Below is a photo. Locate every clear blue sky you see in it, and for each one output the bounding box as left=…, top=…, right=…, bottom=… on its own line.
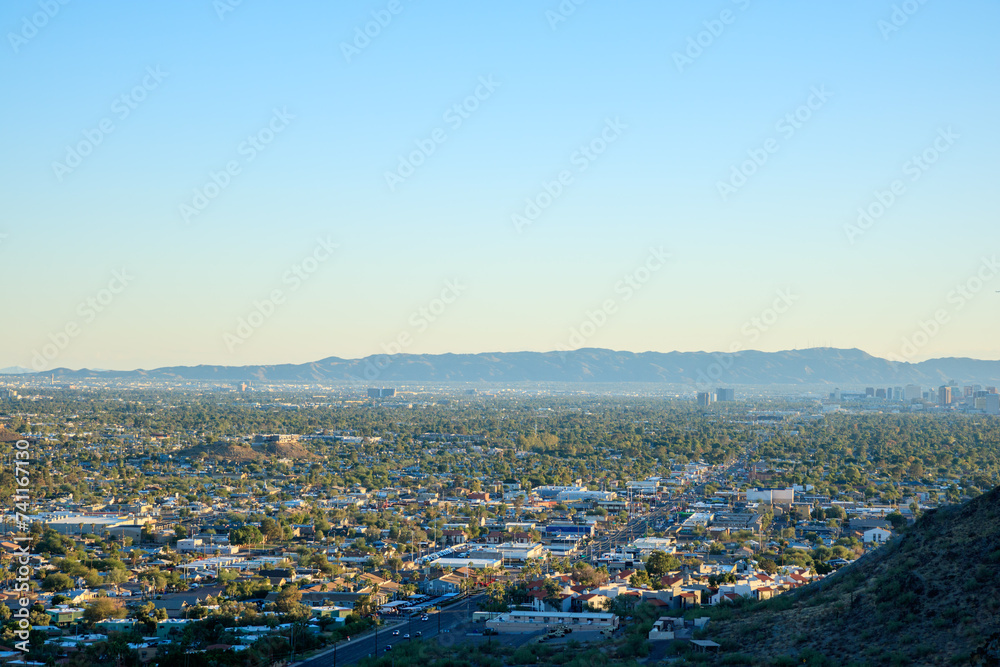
left=2, top=0, right=998, bottom=370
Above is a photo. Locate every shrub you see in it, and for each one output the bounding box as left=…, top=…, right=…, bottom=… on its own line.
left=511, top=646, right=536, bottom=665
left=798, top=648, right=834, bottom=667
left=769, top=657, right=797, bottom=667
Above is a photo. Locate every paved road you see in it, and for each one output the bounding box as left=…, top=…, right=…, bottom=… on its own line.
left=576, top=504, right=674, bottom=563
left=293, top=594, right=486, bottom=666
left=576, top=452, right=759, bottom=563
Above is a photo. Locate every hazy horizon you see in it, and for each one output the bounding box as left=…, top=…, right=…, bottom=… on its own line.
left=5, top=345, right=1000, bottom=376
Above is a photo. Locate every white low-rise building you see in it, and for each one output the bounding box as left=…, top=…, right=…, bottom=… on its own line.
left=429, top=556, right=502, bottom=570
left=863, top=527, right=892, bottom=544
left=485, top=610, right=618, bottom=634
left=629, top=537, right=676, bottom=556
left=495, top=541, right=546, bottom=562
left=175, top=555, right=246, bottom=577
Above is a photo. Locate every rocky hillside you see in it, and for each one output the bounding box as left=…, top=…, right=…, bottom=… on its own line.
left=176, top=439, right=315, bottom=463
left=255, top=439, right=315, bottom=460
left=703, top=486, right=1000, bottom=666
left=176, top=442, right=263, bottom=463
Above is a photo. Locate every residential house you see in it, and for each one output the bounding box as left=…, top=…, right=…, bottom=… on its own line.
left=310, top=606, right=353, bottom=622
left=95, top=619, right=137, bottom=634
left=441, top=530, right=467, bottom=546
left=425, top=572, right=465, bottom=595
left=571, top=593, right=610, bottom=613
left=47, top=606, right=85, bottom=626
left=863, top=527, right=892, bottom=544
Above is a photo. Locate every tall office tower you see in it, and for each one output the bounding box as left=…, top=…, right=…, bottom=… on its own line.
left=938, top=385, right=952, bottom=405
left=367, top=387, right=396, bottom=398
left=865, top=387, right=875, bottom=397
left=875, top=388, right=887, bottom=399
left=894, top=387, right=904, bottom=401
left=905, top=384, right=922, bottom=401
left=697, top=392, right=715, bottom=407
left=716, top=388, right=735, bottom=401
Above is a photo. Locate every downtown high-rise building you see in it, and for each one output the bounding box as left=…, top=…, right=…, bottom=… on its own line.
left=938, top=385, right=952, bottom=406
left=367, top=387, right=396, bottom=398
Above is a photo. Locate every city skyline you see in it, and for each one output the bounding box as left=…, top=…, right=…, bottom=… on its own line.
left=3, top=1, right=999, bottom=371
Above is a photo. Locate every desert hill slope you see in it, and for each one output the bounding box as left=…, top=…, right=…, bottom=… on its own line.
left=704, top=485, right=1000, bottom=666
left=175, top=439, right=314, bottom=463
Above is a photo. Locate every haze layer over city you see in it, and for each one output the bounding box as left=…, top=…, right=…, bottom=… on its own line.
left=2, top=2, right=999, bottom=666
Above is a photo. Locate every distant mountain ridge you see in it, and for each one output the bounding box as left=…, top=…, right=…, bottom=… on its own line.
left=22, top=347, right=1000, bottom=386
left=0, top=366, right=34, bottom=375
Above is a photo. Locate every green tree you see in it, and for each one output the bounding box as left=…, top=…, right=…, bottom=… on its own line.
left=106, top=568, right=129, bottom=591
left=541, top=578, right=563, bottom=608
left=83, top=598, right=126, bottom=624
left=644, top=550, right=680, bottom=579
left=757, top=558, right=778, bottom=575
left=42, top=572, right=74, bottom=592
left=629, top=570, right=652, bottom=588
left=83, top=570, right=103, bottom=588
left=260, top=517, right=283, bottom=542
left=275, top=585, right=302, bottom=613
left=217, top=568, right=239, bottom=584
left=230, top=525, right=264, bottom=545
